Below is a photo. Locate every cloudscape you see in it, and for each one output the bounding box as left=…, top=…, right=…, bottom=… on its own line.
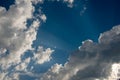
left=0, top=0, right=120, bottom=80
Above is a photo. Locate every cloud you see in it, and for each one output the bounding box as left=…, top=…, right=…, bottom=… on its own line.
left=64, top=0, right=74, bottom=4
left=0, top=0, right=77, bottom=79
left=0, top=0, right=119, bottom=80
left=0, top=0, right=55, bottom=80
left=40, top=25, right=120, bottom=80
left=15, top=57, right=31, bottom=71
left=32, top=0, right=44, bottom=4
left=32, top=46, right=54, bottom=64
left=45, top=0, right=75, bottom=8
left=107, top=63, right=120, bottom=80
left=63, top=0, right=74, bottom=8
left=40, top=14, right=47, bottom=22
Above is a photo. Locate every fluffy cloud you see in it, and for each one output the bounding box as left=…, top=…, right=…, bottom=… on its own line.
left=40, top=25, right=120, bottom=80
left=0, top=0, right=54, bottom=80
left=107, top=63, right=120, bottom=80
left=32, top=46, right=54, bottom=64
left=3, top=46, right=54, bottom=80
left=15, top=57, right=31, bottom=71
left=0, top=0, right=35, bottom=64
left=0, top=0, right=78, bottom=79
left=0, top=0, right=119, bottom=80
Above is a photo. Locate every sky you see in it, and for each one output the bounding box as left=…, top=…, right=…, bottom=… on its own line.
left=0, top=0, right=120, bottom=80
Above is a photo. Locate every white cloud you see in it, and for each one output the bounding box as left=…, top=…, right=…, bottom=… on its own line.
left=32, top=46, right=54, bottom=64
left=15, top=57, right=31, bottom=71
left=0, top=48, right=7, bottom=55
left=40, top=25, right=120, bottom=80
left=40, top=63, right=63, bottom=80
left=0, top=0, right=53, bottom=79
left=64, top=0, right=74, bottom=8
left=0, top=0, right=35, bottom=65
left=50, top=63, right=63, bottom=74
left=64, top=0, right=74, bottom=4
left=40, top=14, right=47, bottom=22
left=107, top=63, right=120, bottom=80
left=0, top=0, right=54, bottom=79
left=0, top=72, right=7, bottom=80
left=0, top=0, right=119, bottom=80
left=32, top=0, right=44, bottom=4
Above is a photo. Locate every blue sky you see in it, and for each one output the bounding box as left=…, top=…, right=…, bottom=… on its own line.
left=34, top=0, right=120, bottom=67
left=38, top=0, right=120, bottom=48
left=0, top=0, right=120, bottom=80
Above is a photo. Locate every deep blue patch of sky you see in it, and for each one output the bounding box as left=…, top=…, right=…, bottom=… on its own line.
left=33, top=0, right=120, bottom=66
left=0, top=0, right=15, bottom=10
left=38, top=0, right=120, bottom=51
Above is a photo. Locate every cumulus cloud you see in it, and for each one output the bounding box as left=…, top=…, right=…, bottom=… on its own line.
left=0, top=0, right=35, bottom=64
left=32, top=46, right=54, bottom=64
left=15, top=57, right=31, bottom=71
left=107, top=63, right=120, bottom=80
left=0, top=0, right=79, bottom=79
left=0, top=0, right=54, bottom=80
left=40, top=25, right=120, bottom=80
left=0, top=0, right=119, bottom=80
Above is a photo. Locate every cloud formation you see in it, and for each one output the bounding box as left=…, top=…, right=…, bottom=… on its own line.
left=0, top=0, right=35, bottom=69
left=32, top=46, right=54, bottom=64
left=0, top=0, right=78, bottom=79
left=0, top=0, right=120, bottom=80
left=0, top=0, right=54, bottom=80
left=40, top=25, right=120, bottom=80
